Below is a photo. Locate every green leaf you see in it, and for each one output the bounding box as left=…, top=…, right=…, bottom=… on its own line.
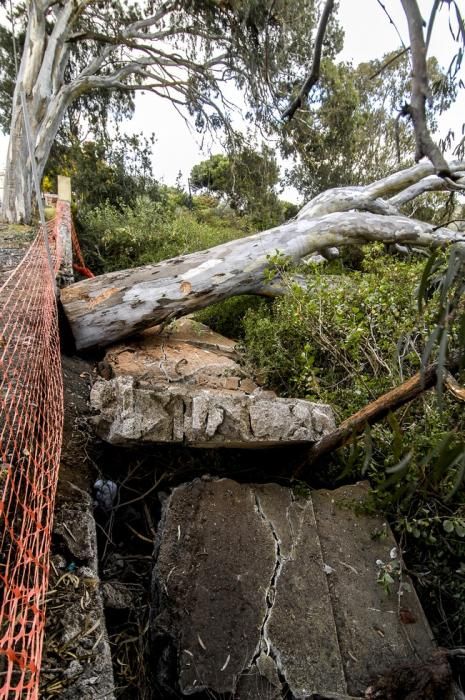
left=386, top=450, right=413, bottom=474
left=361, top=425, right=372, bottom=475
left=421, top=326, right=441, bottom=382
left=380, top=451, right=413, bottom=490
left=458, top=313, right=465, bottom=371
left=436, top=327, right=449, bottom=402
left=441, top=247, right=461, bottom=306
left=430, top=440, right=463, bottom=488
left=443, top=519, right=454, bottom=533
left=445, top=452, right=465, bottom=502
left=422, top=432, right=454, bottom=467
left=387, top=413, right=404, bottom=462
left=418, top=250, right=438, bottom=311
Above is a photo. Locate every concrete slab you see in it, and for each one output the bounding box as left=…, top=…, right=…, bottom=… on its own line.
left=151, top=478, right=436, bottom=698
left=312, top=482, right=435, bottom=697
left=91, top=376, right=335, bottom=448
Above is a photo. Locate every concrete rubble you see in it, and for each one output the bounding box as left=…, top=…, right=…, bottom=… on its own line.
left=41, top=357, right=115, bottom=700
left=90, top=319, right=335, bottom=447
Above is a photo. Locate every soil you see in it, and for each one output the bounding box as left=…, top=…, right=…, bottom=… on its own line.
left=0, top=223, right=34, bottom=285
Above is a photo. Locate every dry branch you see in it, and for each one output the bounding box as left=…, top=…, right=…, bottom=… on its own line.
left=400, top=0, right=451, bottom=175
left=294, top=354, right=462, bottom=478
left=281, top=0, right=334, bottom=121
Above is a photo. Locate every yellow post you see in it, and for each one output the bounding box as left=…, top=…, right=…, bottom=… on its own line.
left=57, top=175, right=72, bottom=203
left=57, top=176, right=73, bottom=286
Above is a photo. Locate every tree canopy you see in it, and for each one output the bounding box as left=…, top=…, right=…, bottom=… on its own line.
left=0, top=0, right=339, bottom=221
left=189, top=142, right=288, bottom=228
left=1, top=1, right=464, bottom=222
left=281, top=51, right=456, bottom=199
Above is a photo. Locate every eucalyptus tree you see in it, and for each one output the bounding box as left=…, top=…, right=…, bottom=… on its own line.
left=190, top=142, right=284, bottom=228
left=0, top=0, right=331, bottom=223
left=60, top=158, right=465, bottom=350
left=282, top=51, right=455, bottom=200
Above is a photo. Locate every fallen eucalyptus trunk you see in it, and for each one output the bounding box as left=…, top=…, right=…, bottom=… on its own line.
left=61, top=161, right=465, bottom=350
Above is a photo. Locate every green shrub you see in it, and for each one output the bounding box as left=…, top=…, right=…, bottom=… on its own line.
left=243, top=253, right=428, bottom=417
left=77, top=196, right=251, bottom=273
left=195, top=296, right=269, bottom=340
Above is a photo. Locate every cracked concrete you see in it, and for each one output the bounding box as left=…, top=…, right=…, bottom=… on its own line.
left=91, top=375, right=335, bottom=447
left=91, top=319, right=335, bottom=448
left=151, top=478, right=434, bottom=698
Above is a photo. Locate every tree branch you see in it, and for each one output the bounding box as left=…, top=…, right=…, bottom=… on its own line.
left=281, top=0, right=334, bottom=121
left=369, top=46, right=410, bottom=80
left=60, top=209, right=464, bottom=350
left=391, top=172, right=465, bottom=206
left=400, top=0, right=451, bottom=175
left=294, top=352, right=462, bottom=477
left=297, top=160, right=465, bottom=220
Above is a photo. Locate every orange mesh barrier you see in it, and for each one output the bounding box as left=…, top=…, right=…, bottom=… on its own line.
left=71, top=219, right=94, bottom=279
left=0, top=218, right=63, bottom=699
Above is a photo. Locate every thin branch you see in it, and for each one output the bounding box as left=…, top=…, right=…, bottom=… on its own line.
left=281, top=0, right=334, bottom=121
left=425, top=0, right=441, bottom=53
left=376, top=0, right=408, bottom=48
left=369, top=46, right=410, bottom=80
left=391, top=172, right=465, bottom=206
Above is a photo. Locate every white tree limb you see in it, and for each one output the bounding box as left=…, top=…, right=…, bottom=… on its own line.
left=391, top=173, right=465, bottom=206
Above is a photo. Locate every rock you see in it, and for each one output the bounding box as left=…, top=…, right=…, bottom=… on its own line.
left=54, top=498, right=99, bottom=570
left=102, top=581, right=140, bottom=610
left=103, top=318, right=251, bottom=392
left=151, top=478, right=434, bottom=698
left=90, top=375, right=335, bottom=447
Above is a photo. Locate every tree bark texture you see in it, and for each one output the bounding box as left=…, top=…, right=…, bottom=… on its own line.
left=60, top=161, right=465, bottom=350
left=2, top=2, right=76, bottom=222
left=400, top=0, right=451, bottom=175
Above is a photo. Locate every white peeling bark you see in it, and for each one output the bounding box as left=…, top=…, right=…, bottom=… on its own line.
left=0, top=0, right=236, bottom=223
left=1, top=0, right=74, bottom=223
left=298, top=160, right=465, bottom=220
left=61, top=210, right=464, bottom=351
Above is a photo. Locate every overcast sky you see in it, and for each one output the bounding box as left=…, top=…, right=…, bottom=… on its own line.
left=0, top=0, right=463, bottom=198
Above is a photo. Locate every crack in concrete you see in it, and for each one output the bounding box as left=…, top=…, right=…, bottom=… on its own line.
left=286, top=489, right=297, bottom=562
left=250, top=489, right=294, bottom=699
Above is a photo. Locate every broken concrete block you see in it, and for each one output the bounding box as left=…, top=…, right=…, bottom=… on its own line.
left=152, top=478, right=278, bottom=696
left=90, top=376, right=335, bottom=447
left=91, top=319, right=335, bottom=447
left=103, top=318, right=252, bottom=392
left=312, top=482, right=435, bottom=697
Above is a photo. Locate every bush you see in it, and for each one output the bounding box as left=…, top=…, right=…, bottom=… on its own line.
left=243, top=252, right=428, bottom=416
left=77, top=195, right=251, bottom=274
left=195, top=296, right=269, bottom=340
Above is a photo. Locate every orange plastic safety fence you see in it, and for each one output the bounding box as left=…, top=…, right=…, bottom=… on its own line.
left=0, top=219, right=63, bottom=699
left=71, top=219, right=94, bottom=279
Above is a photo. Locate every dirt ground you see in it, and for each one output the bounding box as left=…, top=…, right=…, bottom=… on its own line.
left=40, top=356, right=116, bottom=700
